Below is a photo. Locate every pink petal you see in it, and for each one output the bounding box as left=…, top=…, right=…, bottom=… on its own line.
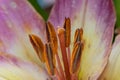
left=99, top=35, right=120, bottom=80
left=48, top=0, right=116, bottom=79
left=0, top=52, right=49, bottom=80
left=79, top=0, right=116, bottom=79
left=0, top=0, right=46, bottom=65
left=48, top=0, right=83, bottom=28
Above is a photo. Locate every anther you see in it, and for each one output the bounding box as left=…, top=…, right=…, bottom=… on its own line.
left=58, top=28, right=71, bottom=80
left=64, top=18, right=71, bottom=47
left=46, top=22, right=58, bottom=54
left=29, top=34, right=45, bottom=62
left=74, top=28, right=83, bottom=45
left=44, top=43, right=55, bottom=76
left=70, top=42, right=83, bottom=73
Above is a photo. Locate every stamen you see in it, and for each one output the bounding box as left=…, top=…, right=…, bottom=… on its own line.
left=56, top=54, right=66, bottom=80
left=58, top=28, right=71, bottom=80
left=67, top=47, right=71, bottom=67
left=64, top=18, right=71, bottom=67
left=70, top=42, right=83, bottom=74
left=64, top=18, right=71, bottom=47
left=44, top=43, right=55, bottom=76
left=29, top=34, right=44, bottom=62
left=29, top=18, right=84, bottom=80
left=74, top=28, right=83, bottom=45
left=55, top=68, right=62, bottom=80
left=46, top=22, right=58, bottom=54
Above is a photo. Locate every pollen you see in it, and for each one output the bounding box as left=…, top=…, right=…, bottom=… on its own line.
left=29, top=34, right=45, bottom=62
left=64, top=18, right=71, bottom=47
left=29, top=18, right=84, bottom=80
left=46, top=22, right=58, bottom=54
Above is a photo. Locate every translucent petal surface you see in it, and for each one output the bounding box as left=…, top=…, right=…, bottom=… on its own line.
left=99, top=35, right=120, bottom=80
left=0, top=0, right=46, bottom=65
left=0, top=53, right=49, bottom=80
left=48, top=0, right=116, bottom=79
left=79, top=0, right=116, bottom=79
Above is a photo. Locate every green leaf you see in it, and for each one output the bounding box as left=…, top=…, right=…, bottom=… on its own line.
left=28, top=0, right=48, bottom=21
left=114, top=0, right=120, bottom=28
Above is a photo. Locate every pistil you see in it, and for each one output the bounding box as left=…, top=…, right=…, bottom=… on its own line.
left=58, top=28, right=71, bottom=80
left=29, top=18, right=84, bottom=80
left=56, top=54, right=65, bottom=80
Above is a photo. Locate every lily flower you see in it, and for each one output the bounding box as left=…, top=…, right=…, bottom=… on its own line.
left=0, top=0, right=116, bottom=80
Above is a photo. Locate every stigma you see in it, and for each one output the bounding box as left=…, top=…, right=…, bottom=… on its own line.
left=29, top=18, right=84, bottom=80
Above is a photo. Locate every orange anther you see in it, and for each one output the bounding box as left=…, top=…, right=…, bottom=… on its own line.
left=46, top=22, right=58, bottom=54
left=29, top=34, right=45, bottom=62
left=64, top=18, right=71, bottom=47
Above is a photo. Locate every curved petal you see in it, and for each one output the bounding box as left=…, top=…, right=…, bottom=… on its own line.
left=48, top=0, right=116, bottom=79
left=79, top=0, right=116, bottom=79
left=0, top=0, right=46, bottom=65
left=0, top=52, right=49, bottom=80
left=99, top=35, right=120, bottom=80
left=48, top=0, right=84, bottom=26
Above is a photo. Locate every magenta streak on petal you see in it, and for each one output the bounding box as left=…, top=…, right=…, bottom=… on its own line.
left=48, top=0, right=83, bottom=28
left=0, top=0, right=46, bottom=64
left=96, top=0, right=115, bottom=43
left=85, top=0, right=115, bottom=57
left=83, top=0, right=115, bottom=78
left=0, top=13, right=16, bottom=52
left=0, top=0, right=46, bottom=39
left=48, top=0, right=116, bottom=79
left=79, top=0, right=116, bottom=79
left=0, top=53, right=39, bottom=75
left=0, top=53, right=50, bottom=80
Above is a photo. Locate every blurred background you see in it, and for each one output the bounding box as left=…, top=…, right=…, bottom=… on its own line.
left=28, top=0, right=120, bottom=35
left=28, top=0, right=55, bottom=21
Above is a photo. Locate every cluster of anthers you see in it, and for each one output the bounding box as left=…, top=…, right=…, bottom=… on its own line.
left=29, top=18, right=84, bottom=80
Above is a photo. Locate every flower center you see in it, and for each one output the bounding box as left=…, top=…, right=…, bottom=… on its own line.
left=29, top=18, right=84, bottom=80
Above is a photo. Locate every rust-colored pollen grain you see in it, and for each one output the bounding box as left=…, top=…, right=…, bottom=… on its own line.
left=70, top=42, right=83, bottom=74
left=44, top=43, right=55, bottom=76
left=74, top=28, right=83, bottom=45
left=64, top=18, right=71, bottom=47
left=46, top=22, right=58, bottom=54
left=29, top=34, right=45, bottom=62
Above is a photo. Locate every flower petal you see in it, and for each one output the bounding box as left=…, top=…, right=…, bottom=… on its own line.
left=48, top=0, right=116, bottom=79
left=48, top=0, right=87, bottom=48
left=0, top=52, right=49, bottom=80
left=99, top=35, right=120, bottom=80
left=79, top=0, right=115, bottom=79
left=48, top=0, right=83, bottom=26
left=0, top=0, right=46, bottom=65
